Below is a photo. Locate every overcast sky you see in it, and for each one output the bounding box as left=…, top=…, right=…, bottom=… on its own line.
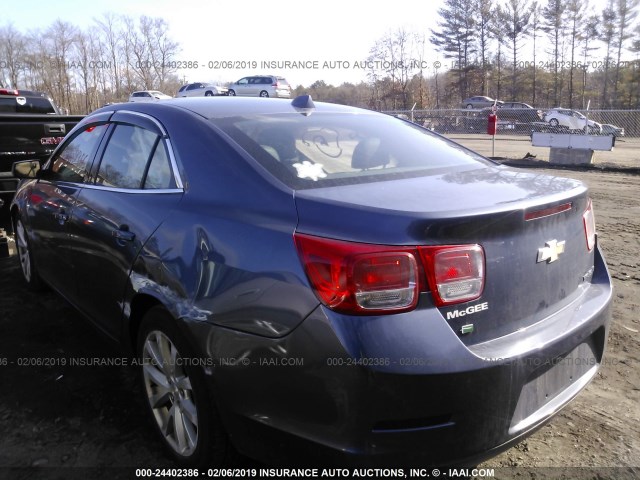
left=5, top=0, right=616, bottom=88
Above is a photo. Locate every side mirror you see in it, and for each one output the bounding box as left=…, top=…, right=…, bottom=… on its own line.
left=12, top=160, right=41, bottom=179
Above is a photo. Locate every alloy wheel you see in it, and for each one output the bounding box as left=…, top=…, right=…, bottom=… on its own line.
left=142, top=330, right=199, bottom=456
left=15, top=220, right=32, bottom=283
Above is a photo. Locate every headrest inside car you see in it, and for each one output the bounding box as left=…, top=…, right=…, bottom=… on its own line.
left=351, top=138, right=390, bottom=170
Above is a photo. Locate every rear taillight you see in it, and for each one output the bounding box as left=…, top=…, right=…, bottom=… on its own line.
left=418, top=245, right=484, bottom=307
left=0, top=88, right=19, bottom=95
left=294, top=234, right=418, bottom=314
left=583, top=198, right=596, bottom=251
left=295, top=233, right=485, bottom=314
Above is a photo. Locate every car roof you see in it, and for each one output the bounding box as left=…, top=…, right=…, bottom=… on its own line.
left=93, top=96, right=363, bottom=120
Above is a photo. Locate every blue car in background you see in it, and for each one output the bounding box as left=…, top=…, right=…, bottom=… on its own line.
left=10, top=95, right=612, bottom=468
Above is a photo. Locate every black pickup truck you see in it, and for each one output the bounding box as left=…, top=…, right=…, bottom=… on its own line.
left=0, top=89, right=83, bottom=229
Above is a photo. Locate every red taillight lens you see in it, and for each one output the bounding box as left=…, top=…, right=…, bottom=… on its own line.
left=294, top=233, right=418, bottom=314
left=353, top=253, right=417, bottom=310
left=583, top=198, right=596, bottom=251
left=295, top=233, right=485, bottom=314
left=0, top=88, right=19, bottom=95
left=419, top=245, right=485, bottom=307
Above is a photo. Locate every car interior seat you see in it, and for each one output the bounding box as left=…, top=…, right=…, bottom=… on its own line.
left=351, top=137, right=390, bottom=170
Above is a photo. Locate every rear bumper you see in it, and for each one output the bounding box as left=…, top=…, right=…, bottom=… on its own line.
left=190, top=245, right=612, bottom=466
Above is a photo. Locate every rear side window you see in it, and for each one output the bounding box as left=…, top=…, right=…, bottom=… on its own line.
left=96, top=124, right=157, bottom=189
left=95, top=123, right=176, bottom=190
left=144, top=142, right=176, bottom=190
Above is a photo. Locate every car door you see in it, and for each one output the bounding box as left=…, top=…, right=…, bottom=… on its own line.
left=26, top=119, right=110, bottom=299
left=66, top=112, right=184, bottom=338
left=186, top=83, right=205, bottom=97
left=231, top=77, right=248, bottom=96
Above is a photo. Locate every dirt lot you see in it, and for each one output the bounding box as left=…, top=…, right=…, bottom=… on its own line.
left=0, top=167, right=638, bottom=480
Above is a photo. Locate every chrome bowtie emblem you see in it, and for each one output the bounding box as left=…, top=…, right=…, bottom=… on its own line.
left=537, top=240, right=566, bottom=263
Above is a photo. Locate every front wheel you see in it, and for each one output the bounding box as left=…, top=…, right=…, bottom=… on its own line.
left=14, top=217, right=44, bottom=291
left=205, top=91, right=214, bottom=97
left=138, top=307, right=231, bottom=467
left=549, top=118, right=559, bottom=127
left=259, top=90, right=269, bottom=98
left=228, top=90, right=236, bottom=96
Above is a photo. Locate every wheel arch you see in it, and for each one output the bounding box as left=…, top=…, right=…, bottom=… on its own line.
left=127, top=292, right=166, bottom=354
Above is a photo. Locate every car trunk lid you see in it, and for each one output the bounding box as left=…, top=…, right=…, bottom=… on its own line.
left=294, top=166, right=595, bottom=344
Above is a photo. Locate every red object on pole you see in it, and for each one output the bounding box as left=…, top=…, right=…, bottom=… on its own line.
left=487, top=113, right=497, bottom=135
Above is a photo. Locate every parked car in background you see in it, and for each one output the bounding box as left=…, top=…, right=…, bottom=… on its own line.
left=0, top=88, right=82, bottom=230
left=227, top=75, right=291, bottom=98
left=461, top=96, right=502, bottom=109
left=544, top=108, right=602, bottom=133
left=129, top=91, right=172, bottom=102
left=600, top=123, right=624, bottom=137
left=481, top=102, right=542, bottom=125
left=10, top=95, right=611, bottom=468
left=176, top=82, right=228, bottom=97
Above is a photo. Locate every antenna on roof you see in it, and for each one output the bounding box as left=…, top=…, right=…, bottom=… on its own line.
left=291, top=95, right=315, bottom=116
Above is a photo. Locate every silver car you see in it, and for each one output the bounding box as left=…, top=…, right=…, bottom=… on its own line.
left=462, top=96, right=502, bottom=109
left=176, top=82, right=228, bottom=97
left=544, top=108, right=602, bottom=133
left=227, top=75, right=291, bottom=98
left=129, top=90, right=172, bottom=102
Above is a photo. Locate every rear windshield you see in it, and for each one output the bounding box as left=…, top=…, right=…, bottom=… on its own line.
left=0, top=96, right=58, bottom=114
left=213, top=113, right=492, bottom=189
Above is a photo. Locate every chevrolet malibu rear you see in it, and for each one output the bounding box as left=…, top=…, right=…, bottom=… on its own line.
left=10, top=97, right=611, bottom=468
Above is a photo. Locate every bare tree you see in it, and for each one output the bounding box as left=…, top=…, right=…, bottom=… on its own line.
left=367, top=28, right=419, bottom=109
left=0, top=23, right=26, bottom=88
left=95, top=13, right=123, bottom=98
left=46, top=20, right=79, bottom=112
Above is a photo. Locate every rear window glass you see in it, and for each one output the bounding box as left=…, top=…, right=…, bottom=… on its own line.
left=0, top=96, right=57, bottom=114
left=213, top=113, right=491, bottom=189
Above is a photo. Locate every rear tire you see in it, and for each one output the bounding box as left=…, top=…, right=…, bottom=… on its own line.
left=549, top=118, right=559, bottom=127
left=137, top=307, right=231, bottom=467
left=205, top=91, right=214, bottom=97
left=14, top=216, right=45, bottom=291
left=259, top=90, right=269, bottom=98
left=228, top=90, right=236, bottom=96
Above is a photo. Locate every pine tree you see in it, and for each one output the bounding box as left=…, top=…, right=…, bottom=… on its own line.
left=496, top=0, right=532, bottom=101
left=430, top=0, right=477, bottom=101
left=566, top=0, right=587, bottom=108
left=541, top=0, right=567, bottom=106
left=613, top=0, right=640, bottom=106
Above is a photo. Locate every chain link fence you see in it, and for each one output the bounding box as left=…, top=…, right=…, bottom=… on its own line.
left=384, top=108, right=638, bottom=138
